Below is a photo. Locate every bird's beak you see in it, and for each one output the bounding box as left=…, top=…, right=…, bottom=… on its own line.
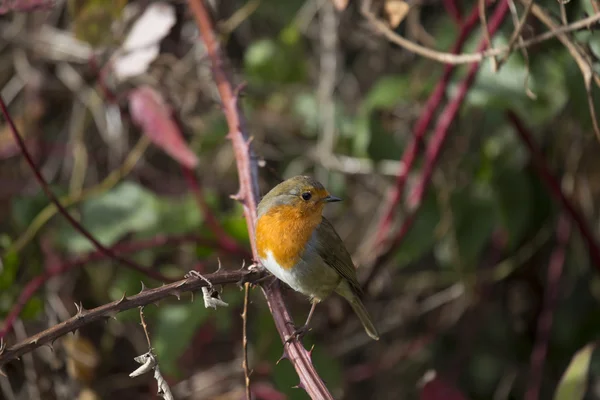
left=324, top=195, right=342, bottom=203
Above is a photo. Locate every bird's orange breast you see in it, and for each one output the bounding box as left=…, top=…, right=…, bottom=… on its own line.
left=256, top=204, right=323, bottom=270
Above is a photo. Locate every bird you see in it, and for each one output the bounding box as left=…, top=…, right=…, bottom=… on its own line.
left=255, top=175, right=379, bottom=341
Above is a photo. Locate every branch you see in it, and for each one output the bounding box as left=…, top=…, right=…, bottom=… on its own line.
left=361, top=0, right=600, bottom=65
left=506, top=112, right=600, bottom=268
left=526, top=215, right=571, bottom=400
left=364, top=1, right=510, bottom=289
left=0, top=268, right=263, bottom=367
left=0, top=96, right=172, bottom=283
left=372, top=4, right=484, bottom=252
left=186, top=1, right=334, bottom=398
left=0, top=234, right=218, bottom=340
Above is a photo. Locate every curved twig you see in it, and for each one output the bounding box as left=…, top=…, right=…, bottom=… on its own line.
left=0, top=97, right=172, bottom=283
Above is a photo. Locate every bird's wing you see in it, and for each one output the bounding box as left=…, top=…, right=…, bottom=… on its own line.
left=315, top=217, right=364, bottom=297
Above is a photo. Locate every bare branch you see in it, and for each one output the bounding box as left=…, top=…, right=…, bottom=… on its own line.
left=0, top=268, right=262, bottom=367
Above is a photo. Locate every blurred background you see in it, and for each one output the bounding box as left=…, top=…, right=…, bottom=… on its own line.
left=2, top=0, right=600, bottom=399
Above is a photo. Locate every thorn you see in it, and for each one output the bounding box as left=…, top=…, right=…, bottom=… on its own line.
left=117, top=292, right=127, bottom=305
left=276, top=349, right=289, bottom=365
left=74, top=302, right=86, bottom=317
left=216, top=258, right=222, bottom=273
left=190, top=291, right=194, bottom=303
left=292, top=382, right=306, bottom=391
left=230, top=192, right=242, bottom=201
left=31, top=338, right=38, bottom=345
left=44, top=342, right=54, bottom=352
left=139, top=281, right=147, bottom=293
left=171, top=290, right=181, bottom=300
left=105, top=312, right=118, bottom=321
left=233, top=81, right=247, bottom=98
left=307, top=344, right=315, bottom=360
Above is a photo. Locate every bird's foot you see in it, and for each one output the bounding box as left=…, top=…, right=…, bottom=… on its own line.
left=284, top=322, right=311, bottom=343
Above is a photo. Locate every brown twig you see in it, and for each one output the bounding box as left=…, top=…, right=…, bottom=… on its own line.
left=479, top=0, right=498, bottom=71
left=0, top=96, right=172, bottom=283
left=186, top=1, right=334, bottom=398
left=361, top=0, right=600, bottom=65
left=497, top=0, right=533, bottom=68
left=525, top=215, right=571, bottom=400
left=518, top=1, right=600, bottom=142
left=139, top=307, right=152, bottom=348
left=242, top=282, right=251, bottom=400
left=0, top=268, right=262, bottom=367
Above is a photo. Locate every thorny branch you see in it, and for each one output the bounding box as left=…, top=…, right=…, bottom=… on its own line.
left=186, top=0, right=334, bottom=398
left=0, top=234, right=224, bottom=340
left=0, top=268, right=262, bottom=367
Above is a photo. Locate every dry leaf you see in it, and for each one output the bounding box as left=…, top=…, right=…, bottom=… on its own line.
left=331, top=0, right=349, bottom=11
left=63, top=335, right=100, bottom=384
left=129, top=86, right=199, bottom=168
left=113, top=2, right=176, bottom=80
left=385, top=0, right=410, bottom=28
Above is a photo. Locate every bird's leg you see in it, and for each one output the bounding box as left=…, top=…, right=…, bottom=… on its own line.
left=285, top=302, right=317, bottom=343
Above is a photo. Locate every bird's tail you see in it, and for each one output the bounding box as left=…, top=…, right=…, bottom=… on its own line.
left=347, top=296, right=380, bottom=341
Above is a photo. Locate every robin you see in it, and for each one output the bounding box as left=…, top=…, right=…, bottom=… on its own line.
left=255, top=175, right=379, bottom=341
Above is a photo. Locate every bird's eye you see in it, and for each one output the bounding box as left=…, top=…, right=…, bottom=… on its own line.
left=301, top=192, right=312, bottom=201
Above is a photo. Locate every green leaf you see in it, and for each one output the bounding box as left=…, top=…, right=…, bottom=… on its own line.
left=449, top=185, right=498, bottom=267
left=153, top=301, right=211, bottom=376
left=395, top=193, right=441, bottom=267
left=491, top=167, right=532, bottom=247
left=57, top=182, right=158, bottom=253
left=0, top=250, right=19, bottom=290
left=554, top=342, right=596, bottom=400
left=21, top=295, right=43, bottom=319
left=11, top=186, right=66, bottom=230
left=462, top=34, right=568, bottom=125
left=151, top=194, right=203, bottom=236
left=244, top=33, right=307, bottom=85
left=353, top=76, right=410, bottom=156
left=362, top=76, right=410, bottom=112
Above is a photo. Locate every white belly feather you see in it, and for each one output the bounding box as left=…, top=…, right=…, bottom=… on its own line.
left=260, top=235, right=341, bottom=301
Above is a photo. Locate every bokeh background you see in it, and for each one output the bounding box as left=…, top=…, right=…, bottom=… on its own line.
left=2, top=0, right=600, bottom=399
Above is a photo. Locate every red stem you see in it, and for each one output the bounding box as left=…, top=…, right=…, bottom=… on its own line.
left=443, top=0, right=463, bottom=25
left=186, top=1, right=333, bottom=398
left=507, top=112, right=600, bottom=268
left=0, top=97, right=173, bottom=283
left=365, top=0, right=510, bottom=289
left=182, top=166, right=251, bottom=258
left=526, top=215, right=571, bottom=400
left=373, top=4, right=486, bottom=249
